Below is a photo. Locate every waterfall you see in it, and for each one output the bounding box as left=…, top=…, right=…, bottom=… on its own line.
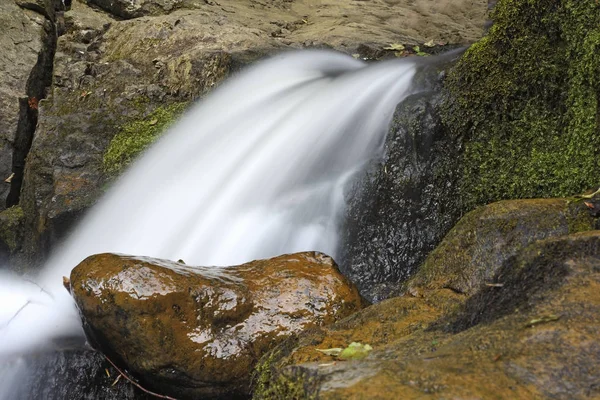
left=0, top=50, right=417, bottom=379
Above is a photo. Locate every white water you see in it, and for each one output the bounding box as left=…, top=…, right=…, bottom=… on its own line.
left=0, top=50, right=417, bottom=381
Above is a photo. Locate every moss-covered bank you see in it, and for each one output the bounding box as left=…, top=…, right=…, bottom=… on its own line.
left=444, top=0, right=600, bottom=211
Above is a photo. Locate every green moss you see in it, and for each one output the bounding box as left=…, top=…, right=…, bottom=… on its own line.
left=103, top=102, right=188, bottom=177
left=0, top=206, right=24, bottom=252
left=444, top=0, right=600, bottom=212
left=252, top=343, right=316, bottom=400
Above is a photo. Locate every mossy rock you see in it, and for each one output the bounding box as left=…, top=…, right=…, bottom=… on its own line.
left=102, top=102, right=189, bottom=177
left=408, top=198, right=595, bottom=295
left=0, top=206, right=24, bottom=254
left=443, top=0, right=600, bottom=211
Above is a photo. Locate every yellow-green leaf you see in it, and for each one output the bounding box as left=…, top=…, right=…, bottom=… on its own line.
left=315, top=348, right=343, bottom=356
left=383, top=43, right=405, bottom=51
left=338, top=342, right=373, bottom=360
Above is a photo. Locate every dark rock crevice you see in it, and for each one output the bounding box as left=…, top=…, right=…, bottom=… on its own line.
left=6, top=0, right=66, bottom=208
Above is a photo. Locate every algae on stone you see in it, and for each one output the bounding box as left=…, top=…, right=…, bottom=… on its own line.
left=444, top=0, right=600, bottom=211
left=102, top=102, right=188, bottom=177
left=0, top=206, right=24, bottom=253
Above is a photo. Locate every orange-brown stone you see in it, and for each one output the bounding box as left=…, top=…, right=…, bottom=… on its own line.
left=70, top=251, right=362, bottom=399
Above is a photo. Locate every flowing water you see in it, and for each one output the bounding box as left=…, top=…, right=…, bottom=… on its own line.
left=0, top=50, right=418, bottom=395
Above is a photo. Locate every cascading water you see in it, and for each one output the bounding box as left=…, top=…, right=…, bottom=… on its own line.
left=0, top=50, right=418, bottom=396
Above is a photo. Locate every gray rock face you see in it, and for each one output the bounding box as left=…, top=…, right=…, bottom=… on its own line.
left=340, top=84, right=462, bottom=302
left=0, top=1, right=45, bottom=211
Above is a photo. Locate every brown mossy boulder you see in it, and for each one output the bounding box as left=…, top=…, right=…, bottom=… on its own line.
left=70, top=251, right=363, bottom=399
left=408, top=198, right=594, bottom=296
left=253, top=231, right=600, bottom=400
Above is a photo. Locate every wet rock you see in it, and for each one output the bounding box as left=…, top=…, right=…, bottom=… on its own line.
left=1, top=349, right=143, bottom=400
left=88, top=0, right=183, bottom=19
left=341, top=88, right=462, bottom=303
left=409, top=198, right=595, bottom=296
left=70, top=251, right=362, bottom=399
left=254, top=229, right=600, bottom=399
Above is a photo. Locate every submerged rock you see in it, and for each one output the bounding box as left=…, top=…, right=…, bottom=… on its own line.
left=254, top=201, right=599, bottom=399
left=1, top=349, right=142, bottom=400
left=70, top=251, right=362, bottom=399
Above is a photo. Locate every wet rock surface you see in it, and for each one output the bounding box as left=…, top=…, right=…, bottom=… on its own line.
left=254, top=201, right=600, bottom=399
left=409, top=198, right=595, bottom=296
left=1, top=349, right=143, bottom=400
left=70, top=251, right=362, bottom=399
left=341, top=86, right=461, bottom=303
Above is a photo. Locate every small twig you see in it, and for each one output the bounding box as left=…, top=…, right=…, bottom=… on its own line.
left=0, top=300, right=34, bottom=330
left=22, top=278, right=54, bottom=299
left=485, top=283, right=504, bottom=288
left=104, top=355, right=179, bottom=400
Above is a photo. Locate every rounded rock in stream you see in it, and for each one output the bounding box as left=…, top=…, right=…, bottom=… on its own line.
left=70, top=251, right=362, bottom=399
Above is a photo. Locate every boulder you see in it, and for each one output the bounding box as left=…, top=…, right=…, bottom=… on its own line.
left=70, top=251, right=363, bottom=399
left=254, top=229, right=600, bottom=399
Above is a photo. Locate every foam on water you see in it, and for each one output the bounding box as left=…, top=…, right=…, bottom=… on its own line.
left=0, top=50, right=417, bottom=391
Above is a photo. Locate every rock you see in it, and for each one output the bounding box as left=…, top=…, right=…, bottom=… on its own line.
left=0, top=349, right=142, bottom=400
left=254, top=229, right=600, bottom=399
left=0, top=1, right=47, bottom=211
left=409, top=198, right=595, bottom=296
left=443, top=0, right=600, bottom=210
left=70, top=251, right=363, bottom=399
left=0, top=206, right=25, bottom=265
left=341, top=86, right=462, bottom=302
left=88, top=0, right=183, bottom=19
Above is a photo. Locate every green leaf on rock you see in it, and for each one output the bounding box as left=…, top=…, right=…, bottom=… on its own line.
left=383, top=43, right=405, bottom=51
left=315, top=348, right=343, bottom=356
left=338, top=342, right=373, bottom=360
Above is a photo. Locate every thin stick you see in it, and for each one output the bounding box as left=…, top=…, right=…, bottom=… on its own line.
left=0, top=300, right=33, bottom=330
left=22, top=278, right=54, bottom=299
left=103, top=355, right=179, bottom=400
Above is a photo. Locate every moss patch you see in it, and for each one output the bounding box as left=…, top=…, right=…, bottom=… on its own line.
left=0, top=206, right=24, bottom=252
left=102, top=102, right=188, bottom=177
left=443, top=0, right=600, bottom=211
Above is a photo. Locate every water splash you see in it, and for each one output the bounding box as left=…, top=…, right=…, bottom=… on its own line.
left=0, top=50, right=417, bottom=360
